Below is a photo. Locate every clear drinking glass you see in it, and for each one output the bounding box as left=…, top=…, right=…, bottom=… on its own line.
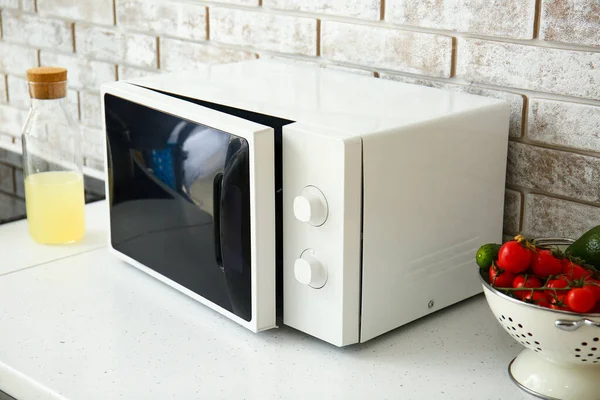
left=21, top=67, right=85, bottom=244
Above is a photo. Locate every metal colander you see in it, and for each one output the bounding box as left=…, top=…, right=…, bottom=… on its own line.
left=480, top=238, right=600, bottom=400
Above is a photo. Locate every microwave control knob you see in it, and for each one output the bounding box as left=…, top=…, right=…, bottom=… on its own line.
left=293, top=186, right=328, bottom=226
left=294, top=250, right=327, bottom=289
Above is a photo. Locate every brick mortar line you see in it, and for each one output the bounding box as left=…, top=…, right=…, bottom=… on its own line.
left=4, top=75, right=8, bottom=103
left=533, top=0, right=542, bottom=39
left=192, top=2, right=600, bottom=53
left=509, top=136, right=600, bottom=159
left=375, top=70, right=600, bottom=106
left=519, top=94, right=528, bottom=138
left=450, top=37, right=457, bottom=77
left=507, top=184, right=600, bottom=209
left=2, top=8, right=114, bottom=27
left=1, top=40, right=79, bottom=56
left=0, top=103, right=31, bottom=111
left=4, top=4, right=599, bottom=53
left=315, top=19, right=321, bottom=57
left=75, top=24, right=161, bottom=40
left=71, top=22, right=76, bottom=52
left=116, top=65, right=160, bottom=75
left=155, top=37, right=161, bottom=69
left=77, top=90, right=84, bottom=119
left=256, top=52, right=379, bottom=75
left=205, top=6, right=210, bottom=41
left=219, top=48, right=595, bottom=106
left=355, top=65, right=599, bottom=106
left=507, top=186, right=526, bottom=234
left=0, top=187, right=22, bottom=200
left=1, top=37, right=598, bottom=106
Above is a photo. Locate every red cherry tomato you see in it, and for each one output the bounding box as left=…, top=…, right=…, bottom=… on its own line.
left=524, top=291, right=550, bottom=308
left=545, top=277, right=570, bottom=297
left=497, top=241, right=533, bottom=274
left=549, top=294, right=569, bottom=311
left=565, top=287, right=597, bottom=313
left=562, top=259, right=591, bottom=280
left=584, top=278, right=600, bottom=300
left=531, top=249, right=562, bottom=278
left=575, top=266, right=591, bottom=280
left=489, top=263, right=515, bottom=288
left=590, top=302, right=600, bottom=314
left=512, top=275, right=542, bottom=300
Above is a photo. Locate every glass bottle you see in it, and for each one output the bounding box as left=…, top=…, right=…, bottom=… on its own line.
left=21, top=67, right=85, bottom=244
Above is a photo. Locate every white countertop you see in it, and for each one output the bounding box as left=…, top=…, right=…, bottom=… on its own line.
left=0, top=201, right=108, bottom=276
left=0, top=202, right=535, bottom=400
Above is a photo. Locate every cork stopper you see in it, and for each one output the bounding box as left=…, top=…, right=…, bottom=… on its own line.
left=26, top=67, right=67, bottom=99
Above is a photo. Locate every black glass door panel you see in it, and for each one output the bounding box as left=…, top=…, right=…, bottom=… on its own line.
left=104, top=94, right=252, bottom=321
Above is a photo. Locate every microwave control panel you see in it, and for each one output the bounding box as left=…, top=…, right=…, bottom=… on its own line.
left=282, top=123, right=362, bottom=347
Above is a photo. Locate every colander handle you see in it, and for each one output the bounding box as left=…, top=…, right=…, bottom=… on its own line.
left=555, top=318, right=600, bottom=331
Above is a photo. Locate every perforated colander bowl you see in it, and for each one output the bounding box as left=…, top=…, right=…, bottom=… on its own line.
left=481, top=238, right=600, bottom=400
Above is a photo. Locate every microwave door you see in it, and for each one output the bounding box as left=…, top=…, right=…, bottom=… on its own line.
left=102, top=81, right=276, bottom=332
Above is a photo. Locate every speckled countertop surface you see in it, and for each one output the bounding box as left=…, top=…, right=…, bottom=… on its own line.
left=0, top=201, right=108, bottom=277
left=0, top=204, right=535, bottom=400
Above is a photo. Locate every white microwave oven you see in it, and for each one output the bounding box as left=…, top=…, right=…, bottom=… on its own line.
left=101, top=60, right=509, bottom=346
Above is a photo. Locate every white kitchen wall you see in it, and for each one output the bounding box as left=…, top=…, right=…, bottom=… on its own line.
left=0, top=0, right=598, bottom=239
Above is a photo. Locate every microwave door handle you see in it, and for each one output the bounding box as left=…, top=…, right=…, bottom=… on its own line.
left=218, top=143, right=251, bottom=321
left=213, top=172, right=224, bottom=270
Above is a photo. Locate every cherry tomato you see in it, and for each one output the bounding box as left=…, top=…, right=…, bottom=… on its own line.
left=562, top=259, right=591, bottom=280
left=584, top=278, right=600, bottom=300
left=524, top=291, right=550, bottom=308
left=574, top=265, right=591, bottom=280
left=512, top=275, right=542, bottom=300
left=489, top=263, right=515, bottom=288
left=565, top=287, right=597, bottom=313
left=549, top=294, right=570, bottom=311
left=497, top=241, right=533, bottom=274
left=590, top=302, right=600, bottom=314
left=545, top=277, right=570, bottom=297
left=531, top=249, right=562, bottom=278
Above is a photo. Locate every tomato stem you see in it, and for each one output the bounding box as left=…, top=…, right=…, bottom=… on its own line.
left=496, top=286, right=572, bottom=292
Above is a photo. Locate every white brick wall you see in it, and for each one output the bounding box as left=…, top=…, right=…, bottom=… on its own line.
left=0, top=0, right=598, bottom=237
left=81, top=125, right=105, bottom=161
left=80, top=91, right=101, bottom=127
left=37, top=0, right=114, bottom=25
left=386, top=0, right=536, bottom=39
left=540, top=0, right=600, bottom=48
left=0, top=76, right=6, bottom=103
left=40, top=52, right=116, bottom=90
left=264, top=0, right=380, bottom=20
left=322, top=21, right=453, bottom=77
left=528, top=99, right=600, bottom=152
left=117, top=65, right=160, bottom=80
left=160, top=38, right=256, bottom=72
left=116, top=0, right=206, bottom=41
left=457, top=39, right=600, bottom=100
left=21, top=0, right=34, bottom=12
left=2, top=10, right=73, bottom=52
left=6, top=75, right=32, bottom=108
left=0, top=104, right=28, bottom=136
left=0, top=0, right=17, bottom=8
left=75, top=24, right=157, bottom=68
left=0, top=42, right=38, bottom=76
left=210, top=8, right=317, bottom=56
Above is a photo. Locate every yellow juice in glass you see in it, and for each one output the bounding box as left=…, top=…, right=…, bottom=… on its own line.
left=25, top=171, right=85, bottom=244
